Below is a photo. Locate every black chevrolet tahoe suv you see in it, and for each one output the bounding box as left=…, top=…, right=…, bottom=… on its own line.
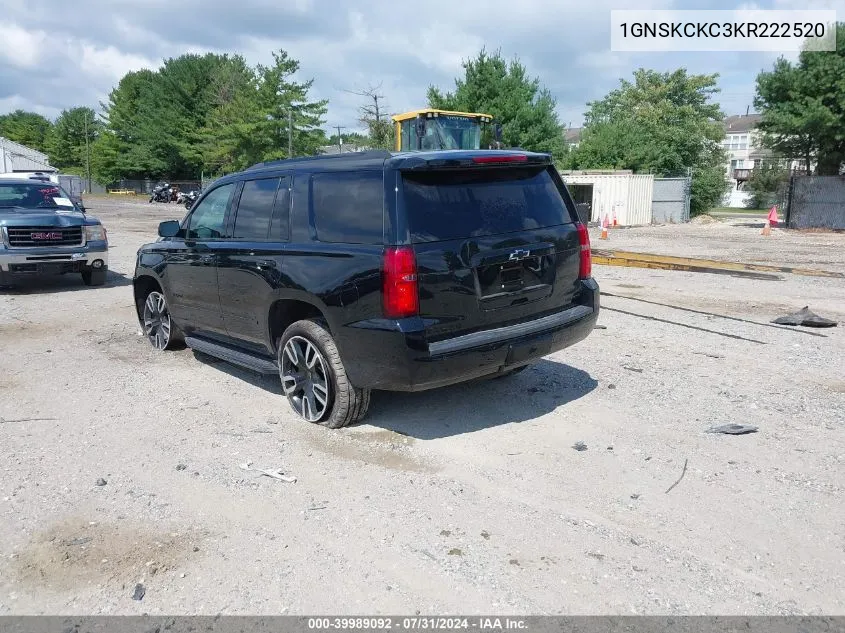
left=0, top=179, right=109, bottom=287
left=133, top=149, right=599, bottom=427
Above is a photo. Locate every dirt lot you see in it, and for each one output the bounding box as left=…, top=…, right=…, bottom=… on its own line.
left=1, top=198, right=843, bottom=615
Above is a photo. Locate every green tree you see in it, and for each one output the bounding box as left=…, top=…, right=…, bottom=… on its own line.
left=427, top=48, right=565, bottom=157
left=345, top=85, right=394, bottom=150
left=754, top=23, right=845, bottom=175
left=46, top=107, right=100, bottom=175
left=744, top=163, right=789, bottom=209
left=328, top=131, right=368, bottom=146
left=201, top=49, right=328, bottom=173
left=0, top=110, right=53, bottom=153
left=89, top=131, right=125, bottom=185
left=573, top=68, right=729, bottom=215
left=99, top=49, right=328, bottom=178
left=100, top=69, right=167, bottom=178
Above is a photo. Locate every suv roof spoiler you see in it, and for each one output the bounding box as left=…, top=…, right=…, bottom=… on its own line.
left=391, top=150, right=552, bottom=171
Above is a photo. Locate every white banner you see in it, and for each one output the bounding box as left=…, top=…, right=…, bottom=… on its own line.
left=611, top=10, right=837, bottom=52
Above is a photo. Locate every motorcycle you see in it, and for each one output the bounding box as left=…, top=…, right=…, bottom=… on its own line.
left=181, top=189, right=200, bottom=210
left=149, top=182, right=173, bottom=203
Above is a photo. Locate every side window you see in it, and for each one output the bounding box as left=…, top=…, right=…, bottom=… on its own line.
left=400, top=121, right=410, bottom=151
left=312, top=171, right=384, bottom=245
left=233, top=177, right=280, bottom=240
left=269, top=176, right=291, bottom=240
left=187, top=183, right=234, bottom=240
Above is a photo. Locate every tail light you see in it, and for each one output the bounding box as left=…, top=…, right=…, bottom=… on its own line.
left=576, top=222, right=592, bottom=279
left=471, top=154, right=528, bottom=164
left=383, top=246, right=419, bottom=318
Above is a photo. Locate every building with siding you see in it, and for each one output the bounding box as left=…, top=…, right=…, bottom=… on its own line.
left=558, top=170, right=655, bottom=226
left=0, top=137, right=55, bottom=173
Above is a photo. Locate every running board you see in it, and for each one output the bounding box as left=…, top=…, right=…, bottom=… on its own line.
left=185, top=336, right=278, bottom=374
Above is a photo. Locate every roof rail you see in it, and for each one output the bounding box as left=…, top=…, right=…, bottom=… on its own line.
left=246, top=149, right=392, bottom=171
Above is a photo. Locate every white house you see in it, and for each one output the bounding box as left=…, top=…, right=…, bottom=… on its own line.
left=0, top=136, right=55, bottom=173
left=720, top=114, right=806, bottom=206
left=564, top=127, right=582, bottom=150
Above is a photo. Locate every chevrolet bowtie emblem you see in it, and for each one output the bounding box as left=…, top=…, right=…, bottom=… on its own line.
left=508, top=249, right=530, bottom=261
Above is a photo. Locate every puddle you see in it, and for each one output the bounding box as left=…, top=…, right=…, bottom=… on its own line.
left=92, top=329, right=150, bottom=364
left=10, top=519, right=199, bottom=592
left=303, top=427, right=434, bottom=473
left=0, top=321, right=58, bottom=339
left=353, top=428, right=416, bottom=447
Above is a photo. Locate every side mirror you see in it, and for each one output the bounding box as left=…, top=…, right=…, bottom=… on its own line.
left=158, top=220, right=181, bottom=238
left=493, top=123, right=503, bottom=142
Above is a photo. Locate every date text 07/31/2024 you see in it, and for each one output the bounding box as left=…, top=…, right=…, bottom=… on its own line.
left=307, top=618, right=528, bottom=631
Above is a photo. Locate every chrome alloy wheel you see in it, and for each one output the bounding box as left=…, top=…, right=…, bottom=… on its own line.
left=281, top=336, right=331, bottom=422
left=142, top=291, right=172, bottom=350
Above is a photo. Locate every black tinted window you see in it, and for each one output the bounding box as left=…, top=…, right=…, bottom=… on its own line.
left=402, top=166, right=570, bottom=243
left=187, top=183, right=234, bottom=239
left=234, top=178, right=280, bottom=240
left=312, top=171, right=383, bottom=244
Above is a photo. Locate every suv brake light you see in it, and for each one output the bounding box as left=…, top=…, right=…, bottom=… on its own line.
left=383, top=246, right=419, bottom=318
left=471, top=154, right=528, bottom=164
left=576, top=222, right=592, bottom=279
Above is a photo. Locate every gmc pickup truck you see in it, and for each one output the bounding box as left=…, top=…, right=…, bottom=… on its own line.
left=0, top=178, right=109, bottom=287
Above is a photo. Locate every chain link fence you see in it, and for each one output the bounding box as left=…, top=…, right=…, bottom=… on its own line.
left=106, top=179, right=202, bottom=195
left=783, top=175, right=845, bottom=229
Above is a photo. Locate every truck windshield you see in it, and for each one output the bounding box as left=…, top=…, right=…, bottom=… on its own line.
left=0, top=183, right=76, bottom=210
left=420, top=116, right=482, bottom=151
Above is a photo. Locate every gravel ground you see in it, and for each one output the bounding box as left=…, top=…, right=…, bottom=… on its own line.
left=1, top=198, right=843, bottom=615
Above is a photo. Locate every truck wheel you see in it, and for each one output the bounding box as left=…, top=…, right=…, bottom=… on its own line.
left=140, top=289, right=184, bottom=350
left=277, top=319, right=370, bottom=428
left=81, top=267, right=107, bottom=287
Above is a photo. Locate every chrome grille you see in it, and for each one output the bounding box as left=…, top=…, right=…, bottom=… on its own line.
left=6, top=226, right=84, bottom=247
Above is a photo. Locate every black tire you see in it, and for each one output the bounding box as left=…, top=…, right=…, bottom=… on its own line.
left=277, top=318, right=370, bottom=428
left=139, top=287, right=184, bottom=350
left=81, top=266, right=107, bottom=287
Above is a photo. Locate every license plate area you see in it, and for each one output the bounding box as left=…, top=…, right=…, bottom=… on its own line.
left=475, top=253, right=555, bottom=311
left=505, top=331, right=553, bottom=365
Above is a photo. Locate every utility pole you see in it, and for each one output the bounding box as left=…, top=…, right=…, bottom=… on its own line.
left=335, top=125, right=344, bottom=153
left=288, top=108, right=293, bottom=159
left=83, top=113, right=91, bottom=193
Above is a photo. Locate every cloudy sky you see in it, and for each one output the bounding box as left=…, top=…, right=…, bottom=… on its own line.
left=0, top=0, right=841, bottom=134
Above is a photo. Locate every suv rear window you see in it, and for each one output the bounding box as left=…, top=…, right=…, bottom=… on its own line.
left=312, top=171, right=384, bottom=244
left=402, top=166, right=571, bottom=243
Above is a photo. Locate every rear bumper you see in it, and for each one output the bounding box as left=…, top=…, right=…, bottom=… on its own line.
left=342, top=278, right=600, bottom=391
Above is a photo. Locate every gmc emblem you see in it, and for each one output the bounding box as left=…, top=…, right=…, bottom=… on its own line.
left=31, top=232, right=63, bottom=241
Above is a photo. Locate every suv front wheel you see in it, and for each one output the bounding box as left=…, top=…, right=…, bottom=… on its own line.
left=278, top=319, right=370, bottom=428
left=140, top=289, right=184, bottom=350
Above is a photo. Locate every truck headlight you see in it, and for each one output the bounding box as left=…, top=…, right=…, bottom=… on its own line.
left=85, top=225, right=107, bottom=242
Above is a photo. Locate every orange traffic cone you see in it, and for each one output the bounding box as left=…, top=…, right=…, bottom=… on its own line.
left=612, top=208, right=618, bottom=227
left=768, top=205, right=779, bottom=226
left=762, top=205, right=778, bottom=236
left=600, top=215, right=609, bottom=240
